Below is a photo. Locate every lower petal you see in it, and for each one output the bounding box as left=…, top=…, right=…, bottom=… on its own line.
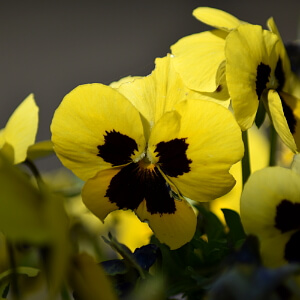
left=135, top=198, right=197, bottom=250
left=267, top=89, right=298, bottom=152
left=82, top=168, right=121, bottom=221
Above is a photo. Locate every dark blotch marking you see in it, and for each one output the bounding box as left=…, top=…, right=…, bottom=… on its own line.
left=155, top=138, right=192, bottom=178
left=97, top=130, right=138, bottom=166
left=216, top=85, right=222, bottom=92
left=279, top=94, right=297, bottom=134
left=275, top=200, right=300, bottom=233
left=256, top=63, right=271, bottom=99
left=275, top=58, right=285, bottom=91
left=284, top=230, right=300, bottom=263
left=105, top=163, right=176, bottom=214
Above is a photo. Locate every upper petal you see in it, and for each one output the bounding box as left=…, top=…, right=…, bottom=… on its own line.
left=171, top=30, right=227, bottom=92
left=114, top=55, right=190, bottom=130
left=2, top=94, right=39, bottom=164
left=51, top=83, right=146, bottom=181
left=193, top=7, right=243, bottom=31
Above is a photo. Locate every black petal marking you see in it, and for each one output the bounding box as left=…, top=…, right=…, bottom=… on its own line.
left=275, top=58, right=285, bottom=90
left=155, top=138, right=192, bottom=178
left=105, top=163, right=176, bottom=214
left=275, top=200, right=300, bottom=233
left=256, top=63, right=271, bottom=99
left=97, top=130, right=138, bottom=166
left=278, top=94, right=297, bottom=134
left=284, top=230, right=300, bottom=263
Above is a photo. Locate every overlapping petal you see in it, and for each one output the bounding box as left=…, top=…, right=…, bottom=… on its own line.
left=0, top=94, right=38, bottom=164
left=114, top=56, right=192, bottom=129
left=51, top=84, right=146, bottom=180
left=171, top=30, right=227, bottom=93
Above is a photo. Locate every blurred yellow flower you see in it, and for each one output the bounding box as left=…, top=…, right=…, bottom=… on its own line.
left=240, top=154, right=300, bottom=267
left=0, top=94, right=38, bottom=164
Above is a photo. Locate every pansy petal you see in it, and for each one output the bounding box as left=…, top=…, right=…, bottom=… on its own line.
left=147, top=111, right=181, bottom=163
left=115, top=55, right=189, bottom=128
left=267, top=90, right=298, bottom=152
left=81, top=168, right=121, bottom=221
left=149, top=100, right=243, bottom=202
left=0, top=129, right=5, bottom=148
left=260, top=233, right=293, bottom=267
left=267, top=17, right=292, bottom=91
left=3, top=94, right=38, bottom=164
left=51, top=84, right=146, bottom=181
left=109, top=76, right=142, bottom=89
left=225, top=24, right=279, bottom=130
left=174, top=100, right=243, bottom=201
left=193, top=7, right=243, bottom=31
left=171, top=30, right=227, bottom=92
left=136, top=198, right=197, bottom=250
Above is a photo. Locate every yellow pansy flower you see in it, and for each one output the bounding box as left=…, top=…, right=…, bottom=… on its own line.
left=225, top=23, right=300, bottom=153
left=51, top=57, right=244, bottom=250
left=173, top=7, right=300, bottom=153
left=0, top=94, right=39, bottom=164
left=240, top=155, right=300, bottom=267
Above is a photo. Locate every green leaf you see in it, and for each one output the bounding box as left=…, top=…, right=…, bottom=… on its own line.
left=0, top=267, right=40, bottom=297
left=0, top=154, right=51, bottom=243
left=222, top=209, right=246, bottom=247
left=196, top=205, right=226, bottom=241
left=0, top=154, right=71, bottom=298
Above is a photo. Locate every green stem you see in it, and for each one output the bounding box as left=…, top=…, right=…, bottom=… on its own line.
left=7, top=243, right=20, bottom=300
left=242, top=130, right=251, bottom=185
left=23, top=159, right=43, bottom=189
left=269, top=124, right=277, bottom=166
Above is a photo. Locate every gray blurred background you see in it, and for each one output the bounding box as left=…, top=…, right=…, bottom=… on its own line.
left=1, top=0, right=300, bottom=170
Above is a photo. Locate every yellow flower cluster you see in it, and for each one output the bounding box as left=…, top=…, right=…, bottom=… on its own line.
left=2, top=7, right=300, bottom=279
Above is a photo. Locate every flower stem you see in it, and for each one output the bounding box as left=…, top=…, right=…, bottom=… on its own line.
left=269, top=124, right=277, bottom=166
left=24, top=159, right=43, bottom=189
left=242, top=130, right=251, bottom=185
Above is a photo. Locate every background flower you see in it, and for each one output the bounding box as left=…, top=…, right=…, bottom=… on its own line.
left=0, top=94, right=38, bottom=164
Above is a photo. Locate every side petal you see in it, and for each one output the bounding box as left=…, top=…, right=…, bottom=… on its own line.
left=173, top=100, right=244, bottom=201
left=267, top=90, right=298, bottom=153
left=136, top=198, right=197, bottom=250
left=81, top=168, right=121, bottom=221
left=3, top=94, right=38, bottom=164
left=149, top=100, right=244, bottom=202
left=51, top=83, right=146, bottom=181
left=193, top=7, right=243, bottom=31
left=171, top=30, right=227, bottom=92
